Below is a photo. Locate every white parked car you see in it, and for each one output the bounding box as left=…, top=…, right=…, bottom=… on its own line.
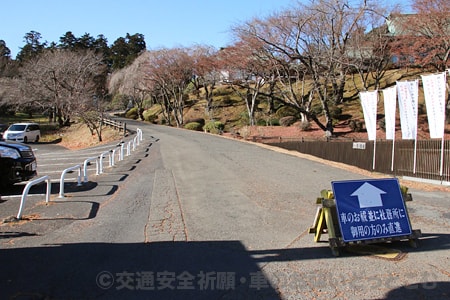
left=3, top=123, right=41, bottom=143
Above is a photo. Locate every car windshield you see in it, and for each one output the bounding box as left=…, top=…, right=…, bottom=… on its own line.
left=8, top=124, right=26, bottom=131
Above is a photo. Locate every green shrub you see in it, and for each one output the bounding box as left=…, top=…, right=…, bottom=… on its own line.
left=203, top=121, right=225, bottom=134
left=145, top=114, right=158, bottom=123
left=184, top=122, right=203, bottom=131
left=185, top=118, right=205, bottom=126
left=125, top=107, right=138, bottom=119
left=256, top=118, right=280, bottom=126
left=310, top=105, right=323, bottom=115
left=275, top=106, right=299, bottom=118
left=213, top=87, right=233, bottom=97
left=349, top=119, right=363, bottom=132
left=329, top=106, right=343, bottom=119
left=256, top=119, right=267, bottom=126
left=269, top=118, right=280, bottom=126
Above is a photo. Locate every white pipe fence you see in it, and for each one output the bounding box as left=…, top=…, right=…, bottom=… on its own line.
left=127, top=140, right=132, bottom=156
left=111, top=144, right=124, bottom=166
left=98, top=151, right=112, bottom=174
left=16, top=175, right=51, bottom=219
left=12, top=128, right=145, bottom=220
left=120, top=142, right=125, bottom=161
left=137, top=128, right=143, bottom=142
left=11, top=128, right=143, bottom=220
left=83, top=157, right=99, bottom=183
left=11, top=128, right=144, bottom=220
left=59, top=165, right=82, bottom=198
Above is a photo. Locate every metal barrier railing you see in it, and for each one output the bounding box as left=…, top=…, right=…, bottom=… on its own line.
left=83, top=157, right=99, bottom=183
left=16, top=175, right=51, bottom=219
left=98, top=151, right=112, bottom=174
left=59, top=165, right=82, bottom=198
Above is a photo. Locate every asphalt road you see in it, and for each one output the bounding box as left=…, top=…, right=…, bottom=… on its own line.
left=1, top=120, right=449, bottom=299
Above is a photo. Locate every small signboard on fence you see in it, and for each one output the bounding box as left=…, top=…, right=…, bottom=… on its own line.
left=331, top=178, right=412, bottom=242
left=352, top=142, right=366, bottom=150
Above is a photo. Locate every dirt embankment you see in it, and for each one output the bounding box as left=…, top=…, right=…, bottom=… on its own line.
left=43, top=123, right=124, bottom=150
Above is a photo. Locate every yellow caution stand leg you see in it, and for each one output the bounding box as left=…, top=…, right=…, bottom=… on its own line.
left=322, top=198, right=341, bottom=256
left=309, top=190, right=342, bottom=256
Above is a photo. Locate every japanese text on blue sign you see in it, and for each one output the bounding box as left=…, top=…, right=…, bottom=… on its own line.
left=332, top=178, right=412, bottom=242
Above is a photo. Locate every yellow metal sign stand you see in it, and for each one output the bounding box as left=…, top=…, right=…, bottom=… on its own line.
left=309, top=189, right=421, bottom=256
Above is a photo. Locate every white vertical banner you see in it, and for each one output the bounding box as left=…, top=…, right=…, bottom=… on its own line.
left=397, top=80, right=419, bottom=140
left=397, top=80, right=419, bottom=173
left=360, top=90, right=378, bottom=170
left=382, top=86, right=397, bottom=140
left=382, top=86, right=397, bottom=172
left=360, top=90, right=378, bottom=141
left=422, top=72, right=447, bottom=176
left=421, top=72, right=446, bottom=139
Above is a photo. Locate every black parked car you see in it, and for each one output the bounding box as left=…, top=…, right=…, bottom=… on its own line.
left=0, top=141, right=37, bottom=188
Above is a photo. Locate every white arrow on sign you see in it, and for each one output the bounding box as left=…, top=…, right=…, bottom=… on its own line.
left=350, top=182, right=386, bottom=208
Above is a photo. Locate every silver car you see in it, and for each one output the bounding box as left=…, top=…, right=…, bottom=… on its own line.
left=3, top=122, right=41, bottom=143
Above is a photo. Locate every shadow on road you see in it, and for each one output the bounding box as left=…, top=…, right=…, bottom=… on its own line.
left=0, top=232, right=38, bottom=239
left=0, top=241, right=280, bottom=299
left=384, top=282, right=450, bottom=299
left=249, top=233, right=450, bottom=262
left=0, top=181, right=99, bottom=197
left=1, top=237, right=448, bottom=299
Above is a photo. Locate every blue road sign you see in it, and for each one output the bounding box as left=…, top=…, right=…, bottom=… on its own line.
left=331, top=178, right=412, bottom=242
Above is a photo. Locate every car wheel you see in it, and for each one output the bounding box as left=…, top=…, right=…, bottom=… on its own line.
left=35, top=135, right=40, bottom=142
left=23, top=136, right=28, bottom=143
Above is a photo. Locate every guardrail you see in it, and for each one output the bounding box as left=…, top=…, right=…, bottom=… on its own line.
left=16, top=175, right=51, bottom=220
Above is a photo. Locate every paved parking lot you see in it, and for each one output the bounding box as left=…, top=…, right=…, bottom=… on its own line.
left=0, top=136, right=143, bottom=220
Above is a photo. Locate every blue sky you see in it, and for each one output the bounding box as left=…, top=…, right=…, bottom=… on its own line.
left=2, top=0, right=410, bottom=59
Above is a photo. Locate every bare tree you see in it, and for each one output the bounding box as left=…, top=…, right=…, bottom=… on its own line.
left=19, top=49, right=106, bottom=129
left=345, top=3, right=393, bottom=91
left=233, top=19, right=316, bottom=124
left=389, top=0, right=450, bottom=72
left=189, top=45, right=221, bottom=118
left=233, top=0, right=385, bottom=135
left=108, top=51, right=151, bottom=120
left=145, top=48, right=194, bottom=127
left=217, top=42, right=276, bottom=126
left=0, top=77, right=20, bottom=105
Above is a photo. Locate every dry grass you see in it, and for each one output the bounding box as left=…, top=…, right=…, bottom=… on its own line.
left=42, top=123, right=123, bottom=150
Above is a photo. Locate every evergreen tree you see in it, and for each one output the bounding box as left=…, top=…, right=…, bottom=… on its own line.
left=0, top=40, right=12, bottom=76
left=16, top=31, right=47, bottom=62
left=110, top=33, right=146, bottom=71
left=59, top=31, right=78, bottom=49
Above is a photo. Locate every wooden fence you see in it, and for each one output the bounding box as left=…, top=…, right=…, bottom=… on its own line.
left=263, top=137, right=450, bottom=183
left=101, top=117, right=127, bottom=135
